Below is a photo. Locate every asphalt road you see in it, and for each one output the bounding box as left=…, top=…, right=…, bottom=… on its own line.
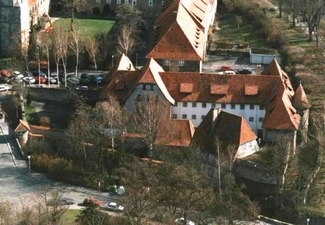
left=0, top=121, right=120, bottom=210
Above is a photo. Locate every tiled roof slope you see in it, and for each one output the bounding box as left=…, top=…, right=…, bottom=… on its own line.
left=292, top=83, right=310, bottom=111
left=262, top=59, right=301, bottom=130
left=101, top=54, right=139, bottom=100
left=155, top=119, right=195, bottom=147
left=193, top=109, right=257, bottom=150
left=160, top=72, right=280, bottom=104
left=101, top=70, right=140, bottom=101
left=123, top=58, right=175, bottom=104
left=261, top=58, right=282, bottom=76
left=146, top=2, right=205, bottom=60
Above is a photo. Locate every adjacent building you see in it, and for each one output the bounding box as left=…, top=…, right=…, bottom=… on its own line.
left=0, top=0, right=50, bottom=57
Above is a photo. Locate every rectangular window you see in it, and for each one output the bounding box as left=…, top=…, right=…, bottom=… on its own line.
left=178, top=60, right=184, bottom=66
left=150, top=84, right=154, bottom=91
left=259, top=117, right=264, bottom=122
left=221, top=104, right=226, bottom=109
left=148, top=0, right=153, bottom=6
left=231, top=104, right=235, bottom=109
left=117, top=0, right=121, bottom=4
left=201, top=115, right=205, bottom=119
left=240, top=104, right=245, bottom=110
left=192, top=115, right=196, bottom=119
left=182, top=114, right=187, bottom=119
left=192, top=102, right=197, bottom=107
left=163, top=59, right=169, bottom=66
left=182, top=102, right=187, bottom=107
left=259, top=105, right=264, bottom=110
left=211, top=103, right=216, bottom=108
left=249, top=117, right=254, bottom=122
left=172, top=114, right=177, bottom=119
left=142, top=84, right=146, bottom=90
left=250, top=104, right=254, bottom=110
left=202, top=103, right=207, bottom=108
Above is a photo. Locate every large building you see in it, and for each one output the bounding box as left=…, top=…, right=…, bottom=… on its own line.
left=0, top=0, right=50, bottom=57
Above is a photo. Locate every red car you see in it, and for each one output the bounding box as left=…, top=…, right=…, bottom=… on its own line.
left=34, top=76, right=47, bottom=84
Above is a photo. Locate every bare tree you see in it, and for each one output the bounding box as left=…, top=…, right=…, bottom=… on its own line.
left=84, top=37, right=99, bottom=71
left=96, top=98, right=125, bottom=151
left=117, top=25, right=135, bottom=56
left=130, top=94, right=170, bottom=158
left=301, top=0, right=325, bottom=41
left=69, top=29, right=82, bottom=76
left=235, top=15, right=243, bottom=29
left=63, top=0, right=87, bottom=31
left=40, top=33, right=52, bottom=86
left=11, top=31, right=29, bottom=72
left=51, top=28, right=63, bottom=88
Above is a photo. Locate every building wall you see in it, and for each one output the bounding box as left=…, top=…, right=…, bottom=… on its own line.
left=172, top=102, right=265, bottom=133
left=236, top=140, right=260, bottom=159
left=88, top=0, right=162, bottom=17
left=124, top=83, right=165, bottom=113
left=155, top=59, right=201, bottom=72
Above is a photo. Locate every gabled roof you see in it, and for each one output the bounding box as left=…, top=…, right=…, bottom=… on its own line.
left=292, top=83, right=310, bottom=110
left=155, top=119, right=195, bottom=147
left=262, top=63, right=301, bottom=131
left=14, top=120, right=31, bottom=132
left=146, top=3, right=205, bottom=60
left=261, top=58, right=282, bottom=76
left=116, top=53, right=136, bottom=71
left=193, top=109, right=257, bottom=153
left=160, top=72, right=280, bottom=104
left=101, top=70, right=141, bottom=101
left=123, top=58, right=175, bottom=104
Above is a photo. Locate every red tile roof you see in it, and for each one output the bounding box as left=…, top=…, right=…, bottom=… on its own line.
left=146, top=3, right=205, bottom=60
left=193, top=109, right=257, bottom=155
left=292, top=83, right=310, bottom=110
left=160, top=72, right=280, bottom=104
left=180, top=83, right=194, bottom=93
left=155, top=119, right=195, bottom=147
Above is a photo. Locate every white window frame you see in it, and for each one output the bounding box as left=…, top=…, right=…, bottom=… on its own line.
left=148, top=0, right=153, bottom=6
left=132, top=0, right=137, bottom=4
left=172, top=114, right=177, bottom=119
left=249, top=117, right=254, bottom=122
left=163, top=59, right=169, bottom=66
left=178, top=60, right=184, bottom=66
left=182, top=114, right=187, bottom=119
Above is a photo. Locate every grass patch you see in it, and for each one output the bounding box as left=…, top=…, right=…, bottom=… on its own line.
left=25, top=105, right=36, bottom=115
left=53, top=18, right=115, bottom=39
left=60, top=209, right=80, bottom=225
left=217, top=13, right=274, bottom=49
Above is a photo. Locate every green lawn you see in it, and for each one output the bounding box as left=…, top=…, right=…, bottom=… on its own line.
left=53, top=18, right=115, bottom=39
left=60, top=209, right=80, bottom=225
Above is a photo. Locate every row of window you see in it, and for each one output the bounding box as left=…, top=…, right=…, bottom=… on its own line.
left=96, top=0, right=154, bottom=6
left=172, top=113, right=264, bottom=122
left=163, top=60, right=184, bottom=66
left=179, top=102, right=265, bottom=110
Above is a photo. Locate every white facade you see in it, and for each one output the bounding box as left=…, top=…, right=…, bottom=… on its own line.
left=235, top=140, right=260, bottom=159
left=172, top=102, right=265, bottom=133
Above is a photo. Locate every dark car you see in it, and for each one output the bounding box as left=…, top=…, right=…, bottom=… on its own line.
left=237, top=69, right=252, bottom=74
left=60, top=197, right=76, bottom=205
left=32, top=70, right=47, bottom=78
left=80, top=73, right=90, bottom=84
left=90, top=74, right=103, bottom=84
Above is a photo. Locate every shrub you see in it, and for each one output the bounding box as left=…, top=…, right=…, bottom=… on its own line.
left=48, top=157, right=73, bottom=181
left=32, top=153, right=53, bottom=173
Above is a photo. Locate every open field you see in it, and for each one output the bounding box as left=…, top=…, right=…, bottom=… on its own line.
left=53, top=18, right=115, bottom=39
left=60, top=209, right=80, bottom=225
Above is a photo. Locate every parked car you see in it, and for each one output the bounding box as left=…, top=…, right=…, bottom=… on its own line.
left=0, top=84, right=9, bottom=92
left=34, top=76, right=47, bottom=84
left=13, top=71, right=24, bottom=79
left=237, top=69, right=252, bottom=74
left=60, top=197, right=76, bottom=205
left=175, top=217, right=195, bottom=225
left=106, top=202, right=124, bottom=212
left=23, top=76, right=36, bottom=84
left=220, top=65, right=235, bottom=71
left=80, top=73, right=90, bottom=84
left=82, top=198, right=102, bottom=207
left=76, top=85, right=89, bottom=91
left=90, top=74, right=103, bottom=84
left=48, top=77, right=59, bottom=84
left=67, top=77, right=80, bottom=85
left=32, top=70, right=47, bottom=78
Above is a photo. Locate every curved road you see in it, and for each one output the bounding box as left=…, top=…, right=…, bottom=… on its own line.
left=0, top=121, right=119, bottom=208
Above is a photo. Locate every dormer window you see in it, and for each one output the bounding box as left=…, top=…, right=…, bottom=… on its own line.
left=178, top=60, right=184, bottom=66
left=245, top=85, right=258, bottom=95
left=163, top=59, right=169, bottom=66
left=210, top=84, right=228, bottom=95
left=180, top=83, right=193, bottom=93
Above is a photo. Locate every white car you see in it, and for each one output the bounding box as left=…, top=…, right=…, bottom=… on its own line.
left=175, top=217, right=195, bottom=225
left=0, top=85, right=9, bottom=92
left=106, top=202, right=124, bottom=212
left=23, top=76, right=36, bottom=84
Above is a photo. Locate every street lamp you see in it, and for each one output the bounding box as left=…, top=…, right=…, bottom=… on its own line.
left=136, top=53, right=138, bottom=67
left=27, top=155, right=31, bottom=175
left=306, top=218, right=310, bottom=225
left=112, top=55, right=114, bottom=67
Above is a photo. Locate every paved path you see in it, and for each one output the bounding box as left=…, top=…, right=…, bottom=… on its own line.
left=0, top=121, right=119, bottom=208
